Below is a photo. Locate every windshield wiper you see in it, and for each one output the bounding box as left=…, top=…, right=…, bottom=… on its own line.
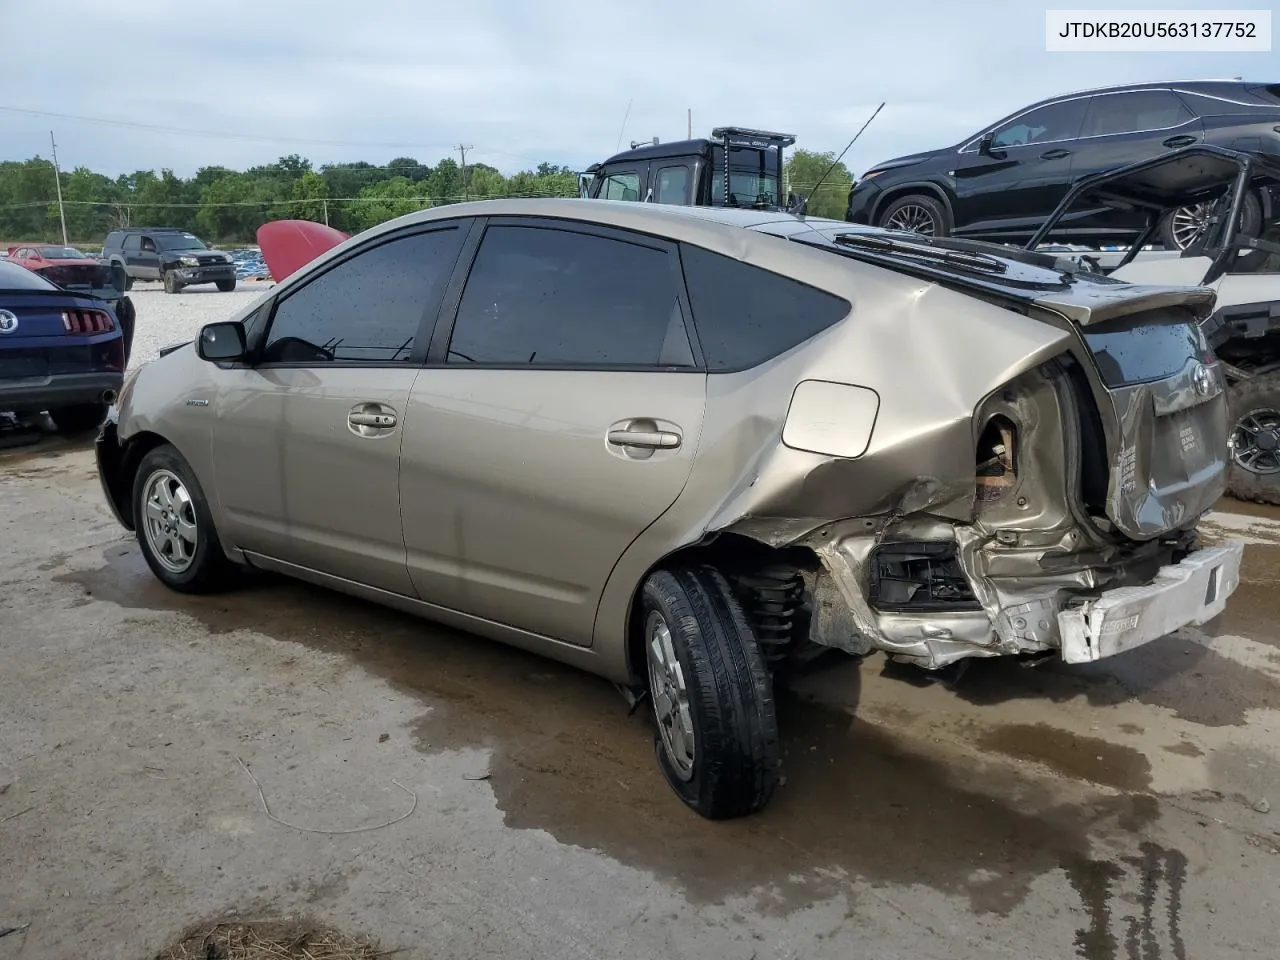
left=832, top=233, right=1009, bottom=275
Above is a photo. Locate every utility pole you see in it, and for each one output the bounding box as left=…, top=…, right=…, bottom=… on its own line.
left=687, top=108, right=691, bottom=139
left=49, top=131, right=68, bottom=245
left=456, top=144, right=473, bottom=201
left=322, top=198, right=329, bottom=226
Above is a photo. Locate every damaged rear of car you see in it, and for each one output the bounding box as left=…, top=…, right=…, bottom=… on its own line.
left=677, top=222, right=1242, bottom=676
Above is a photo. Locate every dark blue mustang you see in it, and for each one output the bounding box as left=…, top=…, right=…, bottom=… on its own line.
left=0, top=258, right=127, bottom=433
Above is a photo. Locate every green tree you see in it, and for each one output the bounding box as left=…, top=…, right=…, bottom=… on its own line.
left=784, top=149, right=852, bottom=220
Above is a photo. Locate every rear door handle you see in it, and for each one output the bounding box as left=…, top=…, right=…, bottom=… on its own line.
left=607, top=429, right=681, bottom=449
left=1163, top=135, right=1197, bottom=148
left=1039, top=148, right=1071, bottom=160
left=349, top=411, right=397, bottom=428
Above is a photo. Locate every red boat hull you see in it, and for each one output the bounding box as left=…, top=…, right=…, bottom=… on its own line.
left=256, top=220, right=350, bottom=282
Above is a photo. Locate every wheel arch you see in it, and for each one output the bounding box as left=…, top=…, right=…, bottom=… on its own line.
left=620, top=531, right=820, bottom=688
left=871, top=182, right=955, bottom=226
left=111, top=430, right=176, bottom=529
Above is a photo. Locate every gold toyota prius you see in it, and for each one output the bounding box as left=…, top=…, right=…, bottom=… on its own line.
left=95, top=198, right=1244, bottom=819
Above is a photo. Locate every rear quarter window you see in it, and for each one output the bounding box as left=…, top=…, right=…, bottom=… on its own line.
left=678, top=243, right=851, bottom=372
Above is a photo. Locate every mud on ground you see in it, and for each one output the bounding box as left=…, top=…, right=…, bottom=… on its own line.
left=2, top=437, right=1280, bottom=960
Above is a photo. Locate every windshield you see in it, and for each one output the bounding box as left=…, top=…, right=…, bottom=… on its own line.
left=39, top=246, right=88, bottom=260
left=0, top=259, right=59, bottom=290
left=155, top=233, right=208, bottom=252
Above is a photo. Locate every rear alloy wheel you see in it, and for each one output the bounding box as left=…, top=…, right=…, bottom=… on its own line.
left=1160, top=192, right=1263, bottom=251
left=878, top=193, right=950, bottom=238
left=133, top=444, right=238, bottom=593
left=1226, top=375, right=1280, bottom=506
left=162, top=270, right=182, bottom=295
left=48, top=402, right=108, bottom=434
left=640, top=565, right=780, bottom=820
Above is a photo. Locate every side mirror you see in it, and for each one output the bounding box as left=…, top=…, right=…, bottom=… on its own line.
left=979, top=134, right=995, bottom=156
left=197, top=321, right=248, bottom=362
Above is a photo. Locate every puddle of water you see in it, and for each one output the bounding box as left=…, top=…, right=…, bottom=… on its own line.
left=56, top=545, right=1166, bottom=922
left=978, top=723, right=1152, bottom=792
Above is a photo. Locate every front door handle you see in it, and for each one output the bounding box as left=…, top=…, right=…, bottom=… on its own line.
left=608, top=429, right=680, bottom=449
left=1163, top=135, right=1197, bottom=148
left=1040, top=148, right=1071, bottom=160
left=349, top=411, right=397, bottom=428
left=348, top=403, right=398, bottom=436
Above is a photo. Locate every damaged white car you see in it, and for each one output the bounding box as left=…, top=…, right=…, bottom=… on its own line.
left=94, top=199, right=1243, bottom=819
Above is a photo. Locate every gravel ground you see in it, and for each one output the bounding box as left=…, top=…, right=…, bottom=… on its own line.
left=2, top=433, right=1280, bottom=957
left=127, top=279, right=275, bottom=372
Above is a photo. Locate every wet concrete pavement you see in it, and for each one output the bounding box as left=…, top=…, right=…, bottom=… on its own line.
left=2, top=439, right=1279, bottom=959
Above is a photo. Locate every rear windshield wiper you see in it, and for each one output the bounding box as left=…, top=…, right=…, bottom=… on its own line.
left=831, top=233, right=1009, bottom=275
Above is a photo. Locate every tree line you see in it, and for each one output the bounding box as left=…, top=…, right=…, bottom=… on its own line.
left=0, top=148, right=853, bottom=246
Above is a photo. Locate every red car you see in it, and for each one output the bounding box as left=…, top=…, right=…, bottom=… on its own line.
left=6, top=245, right=135, bottom=363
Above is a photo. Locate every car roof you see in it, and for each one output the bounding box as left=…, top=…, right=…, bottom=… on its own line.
left=360, top=197, right=843, bottom=246
left=1022, top=78, right=1272, bottom=108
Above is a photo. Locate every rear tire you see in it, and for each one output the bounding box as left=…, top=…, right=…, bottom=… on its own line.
left=162, top=270, right=182, bottom=294
left=215, top=278, right=237, bottom=292
left=640, top=564, right=781, bottom=820
left=1160, top=191, right=1263, bottom=251
left=877, top=193, right=951, bottom=237
left=132, top=444, right=239, bottom=593
left=1226, top=374, right=1280, bottom=506
left=48, top=402, right=108, bottom=434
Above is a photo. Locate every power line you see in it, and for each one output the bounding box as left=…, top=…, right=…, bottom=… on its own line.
left=0, top=105, right=560, bottom=168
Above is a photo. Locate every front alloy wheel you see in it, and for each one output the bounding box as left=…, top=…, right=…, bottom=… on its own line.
left=141, top=468, right=199, bottom=574
left=132, top=444, right=239, bottom=592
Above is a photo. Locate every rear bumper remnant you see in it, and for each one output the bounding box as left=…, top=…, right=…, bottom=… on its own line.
left=1058, top=541, right=1244, bottom=664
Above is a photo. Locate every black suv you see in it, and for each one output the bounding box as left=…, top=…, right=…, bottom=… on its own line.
left=845, top=80, right=1280, bottom=249
left=102, top=227, right=236, bottom=294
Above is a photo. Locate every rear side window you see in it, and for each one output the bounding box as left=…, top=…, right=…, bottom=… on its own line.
left=678, top=243, right=850, bottom=372
left=1082, top=310, right=1206, bottom=387
left=447, top=224, right=694, bottom=367
left=1080, top=90, right=1193, bottom=137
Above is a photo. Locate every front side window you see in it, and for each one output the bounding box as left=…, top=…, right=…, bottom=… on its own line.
left=599, top=171, right=641, bottom=201
left=446, top=224, right=694, bottom=367
left=990, top=99, right=1088, bottom=148
left=262, top=227, right=462, bottom=364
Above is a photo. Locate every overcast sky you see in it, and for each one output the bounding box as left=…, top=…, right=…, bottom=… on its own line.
left=0, top=0, right=1270, bottom=180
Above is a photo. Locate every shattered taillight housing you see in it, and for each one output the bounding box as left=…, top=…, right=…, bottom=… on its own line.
left=61, top=308, right=115, bottom=335
left=868, top=541, right=981, bottom=612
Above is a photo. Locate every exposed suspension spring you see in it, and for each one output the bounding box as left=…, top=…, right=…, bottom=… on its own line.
left=731, top=566, right=806, bottom=665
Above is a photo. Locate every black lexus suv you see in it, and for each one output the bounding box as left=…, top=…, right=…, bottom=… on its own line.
left=102, top=227, right=236, bottom=294
left=845, top=79, right=1280, bottom=249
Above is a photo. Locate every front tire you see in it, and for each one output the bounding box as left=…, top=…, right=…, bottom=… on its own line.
left=1226, top=374, right=1280, bottom=506
left=215, top=278, right=237, bottom=292
left=133, top=444, right=238, bottom=593
left=640, top=565, right=780, bottom=820
left=48, top=402, right=108, bottom=433
left=877, top=193, right=951, bottom=237
left=162, top=270, right=182, bottom=295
